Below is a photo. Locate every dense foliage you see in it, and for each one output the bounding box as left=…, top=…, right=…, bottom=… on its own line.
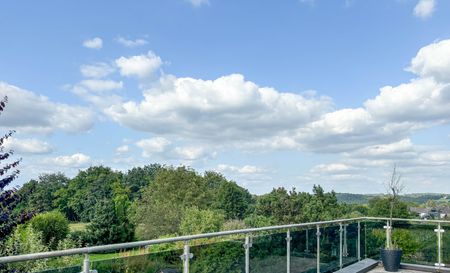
left=30, top=211, right=69, bottom=249
left=0, top=96, right=28, bottom=239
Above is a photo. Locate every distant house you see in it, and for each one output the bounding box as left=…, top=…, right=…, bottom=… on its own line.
left=409, top=207, right=449, bottom=219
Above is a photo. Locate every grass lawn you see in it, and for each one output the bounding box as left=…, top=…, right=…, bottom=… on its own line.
left=69, top=222, right=89, bottom=232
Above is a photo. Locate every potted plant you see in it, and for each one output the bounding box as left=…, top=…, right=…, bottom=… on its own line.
left=380, top=166, right=404, bottom=272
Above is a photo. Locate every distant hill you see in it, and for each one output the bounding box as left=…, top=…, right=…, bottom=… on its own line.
left=336, top=193, right=448, bottom=205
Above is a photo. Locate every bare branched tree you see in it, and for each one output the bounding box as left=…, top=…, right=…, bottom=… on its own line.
left=385, top=164, right=404, bottom=249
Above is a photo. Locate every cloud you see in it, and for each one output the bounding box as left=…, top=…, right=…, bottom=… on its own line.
left=351, top=139, right=417, bottom=159
left=116, top=37, right=148, bottom=48
left=0, top=82, right=95, bottom=134
left=115, top=51, right=162, bottom=78
left=82, top=37, right=103, bottom=49
left=413, top=0, right=436, bottom=19
left=49, top=153, right=91, bottom=168
left=217, top=164, right=265, bottom=174
left=186, top=0, right=210, bottom=7
left=3, top=138, right=53, bottom=155
left=311, top=163, right=354, bottom=173
left=136, top=137, right=171, bottom=157
left=173, top=146, right=212, bottom=161
left=408, top=39, right=450, bottom=83
left=365, top=40, right=450, bottom=124
left=73, top=38, right=450, bottom=160
left=79, top=79, right=123, bottom=92
left=80, top=63, right=115, bottom=78
left=104, top=74, right=333, bottom=146
left=116, top=145, right=130, bottom=154
left=297, top=38, right=450, bottom=153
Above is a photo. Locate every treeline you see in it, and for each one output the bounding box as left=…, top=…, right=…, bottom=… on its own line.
left=1, top=164, right=412, bottom=272
left=337, top=192, right=449, bottom=205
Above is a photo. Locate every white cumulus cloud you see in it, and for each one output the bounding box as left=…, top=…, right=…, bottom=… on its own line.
left=3, top=138, right=53, bottom=155
left=413, top=0, right=436, bottom=19
left=0, top=82, right=95, bottom=134
left=173, top=146, right=211, bottom=161
left=408, top=39, right=450, bottom=83
left=115, top=51, right=162, bottom=78
left=136, top=137, right=171, bottom=157
left=116, top=145, right=130, bottom=154
left=82, top=37, right=103, bottom=49
left=104, top=74, right=333, bottom=146
left=116, top=36, right=148, bottom=47
left=80, top=63, right=115, bottom=78
left=50, top=153, right=91, bottom=168
left=80, top=79, right=123, bottom=92
left=217, top=164, right=265, bottom=174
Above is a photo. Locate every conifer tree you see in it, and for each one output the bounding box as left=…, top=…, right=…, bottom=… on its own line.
left=0, top=96, right=26, bottom=239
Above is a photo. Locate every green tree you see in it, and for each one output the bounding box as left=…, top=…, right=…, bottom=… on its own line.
left=254, top=187, right=310, bottom=224
left=0, top=96, right=26, bottom=239
left=180, top=207, right=225, bottom=235
left=54, top=166, right=122, bottom=221
left=211, top=175, right=253, bottom=220
left=243, top=215, right=275, bottom=228
left=368, top=197, right=410, bottom=218
left=87, top=199, right=134, bottom=245
left=3, top=224, right=48, bottom=272
left=133, top=166, right=212, bottom=239
left=122, top=164, right=162, bottom=200
left=15, top=173, right=68, bottom=215
left=30, top=211, right=69, bottom=249
left=302, top=185, right=342, bottom=222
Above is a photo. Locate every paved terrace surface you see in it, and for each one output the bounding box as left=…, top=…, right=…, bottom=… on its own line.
left=368, top=266, right=428, bottom=273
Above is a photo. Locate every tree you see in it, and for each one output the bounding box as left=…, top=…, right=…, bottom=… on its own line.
left=385, top=166, right=405, bottom=250
left=15, top=173, right=69, bottom=215
left=255, top=187, right=311, bottom=224
left=368, top=197, right=409, bottom=218
left=180, top=207, right=225, bottom=235
left=3, top=224, right=48, bottom=272
left=0, top=96, right=26, bottom=239
left=208, top=172, right=253, bottom=220
left=122, top=164, right=162, bottom=200
left=302, top=185, right=342, bottom=222
left=30, top=211, right=69, bottom=249
left=54, top=166, right=122, bottom=221
left=133, top=166, right=212, bottom=239
left=87, top=199, right=134, bottom=245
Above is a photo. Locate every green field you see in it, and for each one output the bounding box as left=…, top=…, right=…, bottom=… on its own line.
left=69, top=222, right=88, bottom=232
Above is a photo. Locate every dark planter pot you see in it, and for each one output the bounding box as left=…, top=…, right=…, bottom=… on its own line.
left=381, top=249, right=403, bottom=272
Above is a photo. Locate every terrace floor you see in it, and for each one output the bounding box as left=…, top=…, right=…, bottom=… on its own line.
left=368, top=266, right=428, bottom=273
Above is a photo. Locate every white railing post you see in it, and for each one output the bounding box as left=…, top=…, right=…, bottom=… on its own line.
left=383, top=220, right=391, bottom=250
left=180, top=241, right=193, bottom=273
left=305, top=229, right=310, bottom=253
left=287, top=229, right=292, bottom=273
left=82, top=254, right=90, bottom=273
left=343, top=224, right=348, bottom=258
left=244, top=235, right=252, bottom=273
left=316, top=225, right=321, bottom=273
left=364, top=221, right=367, bottom=259
left=339, top=223, right=343, bottom=269
left=357, top=221, right=361, bottom=261
left=434, top=223, right=445, bottom=269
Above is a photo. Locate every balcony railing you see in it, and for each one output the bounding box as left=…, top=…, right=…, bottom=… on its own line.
left=0, top=217, right=448, bottom=273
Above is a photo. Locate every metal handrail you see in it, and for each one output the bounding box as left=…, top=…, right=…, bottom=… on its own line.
left=0, top=217, right=365, bottom=263
left=0, top=216, right=448, bottom=264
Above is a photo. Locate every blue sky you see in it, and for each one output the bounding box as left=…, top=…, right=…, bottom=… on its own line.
left=1, top=0, right=450, bottom=194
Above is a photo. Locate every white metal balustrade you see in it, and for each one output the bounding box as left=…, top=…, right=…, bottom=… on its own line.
left=0, top=217, right=448, bottom=273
